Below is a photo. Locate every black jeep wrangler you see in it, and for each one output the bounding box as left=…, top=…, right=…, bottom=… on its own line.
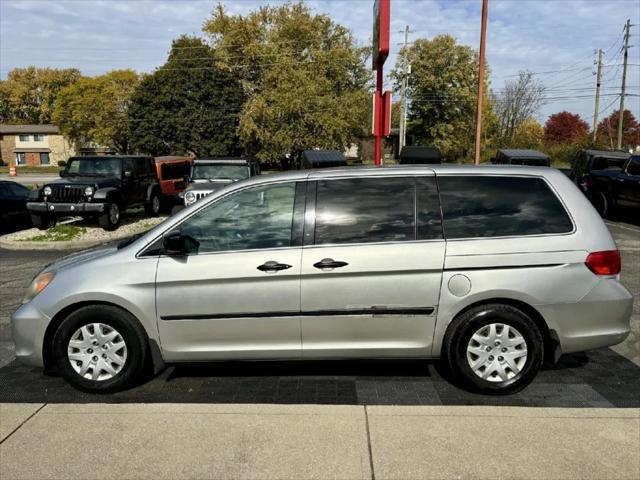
left=28, top=156, right=162, bottom=231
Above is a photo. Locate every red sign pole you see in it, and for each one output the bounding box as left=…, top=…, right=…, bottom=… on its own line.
left=372, top=0, right=390, bottom=166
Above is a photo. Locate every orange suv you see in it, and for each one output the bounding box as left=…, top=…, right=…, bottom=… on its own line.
left=153, top=156, right=194, bottom=209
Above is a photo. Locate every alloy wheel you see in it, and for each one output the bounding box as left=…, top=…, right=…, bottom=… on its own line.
left=466, top=323, right=528, bottom=382
left=67, top=323, right=128, bottom=381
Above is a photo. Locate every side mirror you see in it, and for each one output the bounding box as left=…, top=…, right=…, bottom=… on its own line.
left=162, top=231, right=199, bottom=255
left=124, top=170, right=133, bottom=178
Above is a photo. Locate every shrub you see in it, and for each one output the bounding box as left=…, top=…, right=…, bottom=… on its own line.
left=57, top=160, right=67, bottom=167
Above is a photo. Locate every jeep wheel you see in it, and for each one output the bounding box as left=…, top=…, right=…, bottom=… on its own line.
left=592, top=191, right=609, bottom=217
left=145, top=192, right=161, bottom=217
left=99, top=203, right=121, bottom=231
left=30, top=213, right=56, bottom=230
left=52, top=305, right=149, bottom=393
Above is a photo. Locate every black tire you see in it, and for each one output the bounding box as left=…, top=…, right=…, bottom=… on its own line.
left=52, top=305, right=149, bottom=393
left=98, top=203, right=121, bottom=231
left=30, top=213, right=56, bottom=230
left=591, top=191, right=609, bottom=217
left=170, top=204, right=185, bottom=216
left=444, top=303, right=543, bottom=395
left=145, top=191, right=161, bottom=217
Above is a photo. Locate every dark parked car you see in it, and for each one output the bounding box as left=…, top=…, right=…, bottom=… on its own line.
left=0, top=180, right=31, bottom=232
left=491, top=149, right=550, bottom=167
left=28, top=156, right=162, bottom=231
left=587, top=154, right=640, bottom=216
left=569, top=149, right=630, bottom=187
left=300, top=150, right=347, bottom=169
left=399, top=146, right=442, bottom=164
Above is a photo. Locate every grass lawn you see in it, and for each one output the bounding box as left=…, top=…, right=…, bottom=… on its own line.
left=0, top=165, right=61, bottom=174
left=26, top=225, right=86, bottom=242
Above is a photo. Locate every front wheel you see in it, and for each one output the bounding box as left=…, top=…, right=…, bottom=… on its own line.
left=30, top=213, right=56, bottom=230
left=98, top=203, right=121, bottom=231
left=52, top=305, right=149, bottom=393
left=591, top=191, right=610, bottom=217
left=444, top=303, right=543, bottom=395
left=145, top=191, right=161, bottom=217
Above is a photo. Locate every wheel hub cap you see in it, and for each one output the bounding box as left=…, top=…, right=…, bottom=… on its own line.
left=67, top=323, right=127, bottom=381
left=466, top=323, right=527, bottom=382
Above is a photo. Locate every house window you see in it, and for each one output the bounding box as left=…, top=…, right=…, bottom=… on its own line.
left=15, top=152, right=26, bottom=165
left=34, top=134, right=46, bottom=142
left=18, top=134, right=29, bottom=142
left=40, top=152, right=50, bottom=165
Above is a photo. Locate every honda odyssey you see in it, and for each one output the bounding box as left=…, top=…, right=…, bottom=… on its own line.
left=12, top=166, right=633, bottom=394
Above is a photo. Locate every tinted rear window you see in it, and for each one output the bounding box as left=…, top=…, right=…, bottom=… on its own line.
left=314, top=177, right=415, bottom=245
left=437, top=176, right=573, bottom=239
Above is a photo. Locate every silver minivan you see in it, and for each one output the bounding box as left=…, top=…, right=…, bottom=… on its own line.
left=12, top=166, right=633, bottom=394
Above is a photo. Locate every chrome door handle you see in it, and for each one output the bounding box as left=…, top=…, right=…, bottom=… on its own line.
left=257, top=261, right=292, bottom=272
left=313, top=258, right=349, bottom=270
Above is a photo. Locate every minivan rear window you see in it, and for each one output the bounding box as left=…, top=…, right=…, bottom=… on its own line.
left=437, top=176, right=573, bottom=239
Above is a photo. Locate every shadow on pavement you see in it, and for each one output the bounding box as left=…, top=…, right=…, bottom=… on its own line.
left=0, top=348, right=637, bottom=407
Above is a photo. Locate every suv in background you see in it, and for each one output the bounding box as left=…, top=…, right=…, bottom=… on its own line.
left=28, top=156, right=162, bottom=231
left=179, top=157, right=259, bottom=209
left=491, top=149, right=550, bottom=167
left=569, top=149, right=630, bottom=189
left=588, top=154, right=640, bottom=216
left=153, top=156, right=193, bottom=210
left=13, top=166, right=632, bottom=394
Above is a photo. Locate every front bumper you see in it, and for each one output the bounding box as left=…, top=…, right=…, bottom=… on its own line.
left=11, top=302, right=51, bottom=368
left=27, top=201, right=105, bottom=216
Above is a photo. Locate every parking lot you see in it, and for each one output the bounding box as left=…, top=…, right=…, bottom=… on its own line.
left=1, top=219, right=638, bottom=407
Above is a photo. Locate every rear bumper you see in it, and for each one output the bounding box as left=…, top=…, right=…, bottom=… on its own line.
left=27, top=201, right=105, bottom=216
left=537, top=278, right=633, bottom=355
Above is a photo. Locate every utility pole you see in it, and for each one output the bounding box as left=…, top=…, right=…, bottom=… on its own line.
left=592, top=48, right=603, bottom=142
left=473, top=0, right=489, bottom=165
left=399, top=25, right=410, bottom=150
left=617, top=19, right=631, bottom=150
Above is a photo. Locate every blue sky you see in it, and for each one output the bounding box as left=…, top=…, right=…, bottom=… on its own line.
left=1, top=0, right=639, bottom=123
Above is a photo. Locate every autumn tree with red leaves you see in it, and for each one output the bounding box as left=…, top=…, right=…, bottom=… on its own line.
left=544, top=111, right=589, bottom=144
left=596, top=109, right=640, bottom=150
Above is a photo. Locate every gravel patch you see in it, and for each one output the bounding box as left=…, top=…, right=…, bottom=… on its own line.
left=1, top=212, right=168, bottom=246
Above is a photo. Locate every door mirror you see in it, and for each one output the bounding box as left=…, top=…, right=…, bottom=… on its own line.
left=163, top=231, right=199, bottom=255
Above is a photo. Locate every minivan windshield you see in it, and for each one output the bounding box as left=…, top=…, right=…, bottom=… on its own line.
left=65, top=158, right=122, bottom=177
left=192, top=164, right=249, bottom=181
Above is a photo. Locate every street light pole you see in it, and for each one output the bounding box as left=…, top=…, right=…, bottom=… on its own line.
left=473, top=0, right=488, bottom=165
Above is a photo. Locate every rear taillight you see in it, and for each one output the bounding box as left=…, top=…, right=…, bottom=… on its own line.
left=585, top=250, right=621, bottom=276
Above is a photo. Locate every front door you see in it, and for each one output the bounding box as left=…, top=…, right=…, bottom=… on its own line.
left=156, top=180, right=305, bottom=361
left=300, top=175, right=445, bottom=358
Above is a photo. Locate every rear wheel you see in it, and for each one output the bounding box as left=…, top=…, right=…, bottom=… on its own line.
left=52, top=305, right=149, bottom=393
left=30, top=213, right=56, bottom=230
left=444, top=303, right=543, bottom=395
left=592, top=191, right=610, bottom=217
left=98, top=203, right=120, bottom=231
left=145, top=191, right=161, bottom=217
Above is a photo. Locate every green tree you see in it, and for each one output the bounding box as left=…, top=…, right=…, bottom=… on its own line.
left=512, top=119, right=544, bottom=149
left=0, top=67, right=82, bottom=124
left=392, top=35, right=488, bottom=161
left=128, top=36, right=244, bottom=157
left=203, top=2, right=371, bottom=165
left=52, top=70, right=140, bottom=153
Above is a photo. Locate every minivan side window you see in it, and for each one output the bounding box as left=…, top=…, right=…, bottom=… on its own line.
left=438, top=176, right=573, bottom=239
left=175, top=182, right=297, bottom=253
left=314, top=177, right=416, bottom=245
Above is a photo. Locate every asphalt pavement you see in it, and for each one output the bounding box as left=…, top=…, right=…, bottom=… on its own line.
left=0, top=173, right=59, bottom=185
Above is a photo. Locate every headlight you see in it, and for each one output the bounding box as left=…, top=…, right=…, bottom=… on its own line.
left=43, top=186, right=52, bottom=196
left=22, top=271, right=55, bottom=304
left=185, top=191, right=196, bottom=205
left=84, top=186, right=94, bottom=197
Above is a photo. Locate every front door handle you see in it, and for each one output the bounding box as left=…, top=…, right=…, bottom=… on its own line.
left=313, top=258, right=349, bottom=270
left=257, top=261, right=292, bottom=272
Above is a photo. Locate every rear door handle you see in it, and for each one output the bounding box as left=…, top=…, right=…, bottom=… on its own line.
left=313, top=258, right=349, bottom=270
left=257, top=261, right=292, bottom=272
